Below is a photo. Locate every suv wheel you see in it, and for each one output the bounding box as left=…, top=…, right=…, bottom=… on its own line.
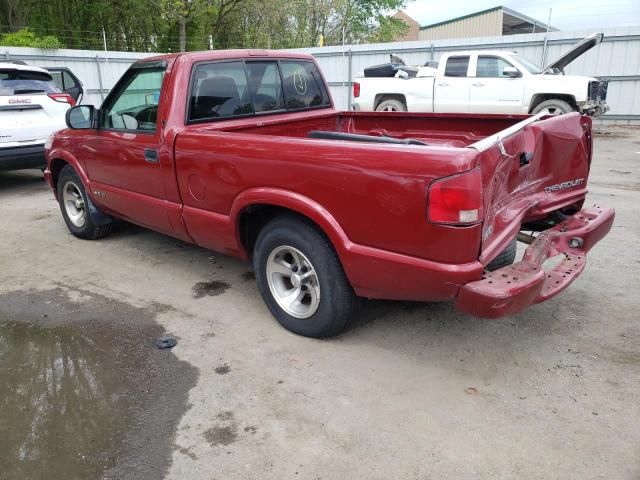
left=253, top=215, right=355, bottom=338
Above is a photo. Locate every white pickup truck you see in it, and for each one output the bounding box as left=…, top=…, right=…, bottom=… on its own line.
left=353, top=33, right=609, bottom=117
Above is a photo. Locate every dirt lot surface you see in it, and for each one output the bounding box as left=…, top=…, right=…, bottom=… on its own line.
left=0, top=128, right=639, bottom=479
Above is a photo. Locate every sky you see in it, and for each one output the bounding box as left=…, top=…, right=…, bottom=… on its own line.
left=403, top=0, right=640, bottom=30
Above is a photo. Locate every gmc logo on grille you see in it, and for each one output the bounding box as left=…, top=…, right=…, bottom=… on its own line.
left=8, top=98, right=32, bottom=104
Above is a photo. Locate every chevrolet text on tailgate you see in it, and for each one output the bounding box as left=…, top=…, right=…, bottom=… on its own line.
left=44, top=50, right=614, bottom=338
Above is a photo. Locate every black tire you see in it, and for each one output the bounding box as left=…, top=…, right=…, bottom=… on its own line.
left=531, top=99, right=575, bottom=115
left=57, top=164, right=113, bottom=240
left=375, top=98, right=407, bottom=112
left=486, top=238, right=517, bottom=272
left=253, top=215, right=355, bottom=338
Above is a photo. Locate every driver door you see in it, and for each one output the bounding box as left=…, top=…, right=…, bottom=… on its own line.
left=84, top=62, right=173, bottom=233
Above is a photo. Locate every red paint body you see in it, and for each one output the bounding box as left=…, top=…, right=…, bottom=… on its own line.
left=44, top=50, right=614, bottom=317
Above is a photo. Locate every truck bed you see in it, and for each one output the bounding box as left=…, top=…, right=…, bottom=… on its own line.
left=215, top=110, right=526, bottom=148
left=175, top=109, right=592, bottom=280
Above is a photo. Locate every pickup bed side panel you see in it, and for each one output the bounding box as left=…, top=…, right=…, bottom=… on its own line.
left=173, top=131, right=482, bottom=266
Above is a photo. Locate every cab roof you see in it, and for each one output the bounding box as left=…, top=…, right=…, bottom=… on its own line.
left=442, top=51, right=521, bottom=57
left=136, top=49, right=315, bottom=65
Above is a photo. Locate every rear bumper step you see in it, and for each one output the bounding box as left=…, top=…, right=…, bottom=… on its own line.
left=454, top=205, right=615, bottom=318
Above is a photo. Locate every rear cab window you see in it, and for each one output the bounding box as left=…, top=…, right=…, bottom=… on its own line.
left=189, top=61, right=253, bottom=121
left=188, top=58, right=331, bottom=123
left=279, top=61, right=330, bottom=110
left=0, top=69, right=60, bottom=95
left=246, top=62, right=285, bottom=112
left=443, top=56, right=470, bottom=77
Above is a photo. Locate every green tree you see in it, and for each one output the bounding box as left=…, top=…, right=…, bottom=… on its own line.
left=0, top=0, right=407, bottom=51
left=0, top=28, right=62, bottom=48
left=366, top=15, right=409, bottom=43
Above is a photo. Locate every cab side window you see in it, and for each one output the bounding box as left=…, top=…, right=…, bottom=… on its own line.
left=189, top=62, right=253, bottom=121
left=476, top=56, right=515, bottom=78
left=101, top=67, right=165, bottom=132
left=444, top=56, right=470, bottom=77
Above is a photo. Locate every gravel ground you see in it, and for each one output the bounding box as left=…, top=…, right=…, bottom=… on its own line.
left=0, top=127, right=638, bottom=479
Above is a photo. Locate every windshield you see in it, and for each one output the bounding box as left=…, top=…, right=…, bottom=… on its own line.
left=511, top=55, right=542, bottom=74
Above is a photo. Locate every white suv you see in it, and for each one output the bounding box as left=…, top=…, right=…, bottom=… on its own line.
left=0, top=63, right=75, bottom=171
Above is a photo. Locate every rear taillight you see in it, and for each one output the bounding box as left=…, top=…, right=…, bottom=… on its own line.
left=353, top=82, right=360, bottom=98
left=428, top=168, right=483, bottom=225
left=48, top=93, right=75, bottom=106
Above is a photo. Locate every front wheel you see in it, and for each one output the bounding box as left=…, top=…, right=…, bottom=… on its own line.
left=57, top=165, right=113, bottom=240
left=253, top=215, right=355, bottom=338
left=531, top=99, right=575, bottom=115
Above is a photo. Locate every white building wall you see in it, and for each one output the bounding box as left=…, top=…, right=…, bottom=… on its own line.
left=418, top=9, right=503, bottom=41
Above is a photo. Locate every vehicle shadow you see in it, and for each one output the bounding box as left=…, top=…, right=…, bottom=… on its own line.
left=73, top=214, right=582, bottom=362
left=337, top=285, right=592, bottom=376
left=0, top=170, right=46, bottom=196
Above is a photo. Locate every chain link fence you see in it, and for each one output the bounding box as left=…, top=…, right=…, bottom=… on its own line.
left=2, top=25, right=639, bottom=123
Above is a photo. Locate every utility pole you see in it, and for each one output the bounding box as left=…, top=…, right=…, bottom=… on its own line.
left=541, top=8, right=552, bottom=66
left=102, top=27, right=109, bottom=64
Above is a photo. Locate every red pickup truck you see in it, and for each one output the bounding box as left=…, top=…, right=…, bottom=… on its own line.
left=45, top=50, right=614, bottom=338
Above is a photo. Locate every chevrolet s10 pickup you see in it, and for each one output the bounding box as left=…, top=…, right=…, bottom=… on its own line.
left=44, top=49, right=614, bottom=338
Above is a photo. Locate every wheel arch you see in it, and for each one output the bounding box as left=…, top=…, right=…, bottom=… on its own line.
left=374, top=93, right=407, bottom=111
left=48, top=150, right=90, bottom=198
left=231, top=188, right=351, bottom=262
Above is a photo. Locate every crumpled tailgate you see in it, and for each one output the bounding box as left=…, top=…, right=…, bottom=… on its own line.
left=473, top=112, right=593, bottom=266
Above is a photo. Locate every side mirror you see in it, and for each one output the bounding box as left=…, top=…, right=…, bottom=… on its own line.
left=66, top=105, right=96, bottom=129
left=503, top=66, right=522, bottom=78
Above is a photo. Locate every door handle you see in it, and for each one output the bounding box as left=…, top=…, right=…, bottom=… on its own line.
left=472, top=82, right=485, bottom=87
left=144, top=148, right=158, bottom=163
left=437, top=82, right=449, bottom=87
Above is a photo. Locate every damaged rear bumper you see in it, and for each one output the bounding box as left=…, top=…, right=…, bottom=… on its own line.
left=454, top=205, right=615, bottom=318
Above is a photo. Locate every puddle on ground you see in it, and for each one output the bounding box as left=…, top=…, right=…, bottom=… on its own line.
left=0, top=288, right=198, bottom=480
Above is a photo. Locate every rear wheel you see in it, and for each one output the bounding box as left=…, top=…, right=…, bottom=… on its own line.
left=253, top=215, right=355, bottom=338
left=531, top=99, right=574, bottom=115
left=376, top=98, right=407, bottom=112
left=57, top=165, right=113, bottom=240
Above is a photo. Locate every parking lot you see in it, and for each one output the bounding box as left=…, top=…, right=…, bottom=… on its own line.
left=0, top=128, right=639, bottom=479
